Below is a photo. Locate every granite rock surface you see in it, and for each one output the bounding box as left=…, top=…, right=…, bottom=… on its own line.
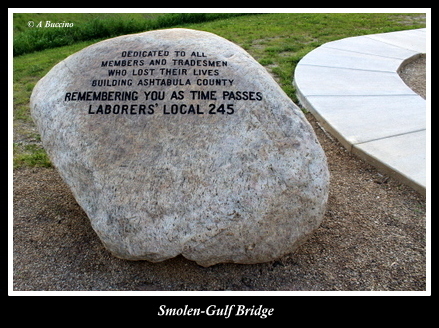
left=30, top=28, right=329, bottom=266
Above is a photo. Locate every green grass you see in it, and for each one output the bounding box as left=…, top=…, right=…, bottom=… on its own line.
left=180, top=13, right=426, bottom=100
left=13, top=13, right=251, bottom=56
left=12, top=12, right=426, bottom=168
left=13, top=143, right=52, bottom=168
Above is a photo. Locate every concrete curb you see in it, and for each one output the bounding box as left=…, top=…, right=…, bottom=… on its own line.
left=294, top=28, right=426, bottom=196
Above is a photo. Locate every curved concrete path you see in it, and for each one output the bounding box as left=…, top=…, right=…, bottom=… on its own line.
left=294, top=28, right=427, bottom=196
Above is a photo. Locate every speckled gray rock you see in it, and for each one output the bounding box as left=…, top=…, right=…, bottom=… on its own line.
left=30, top=28, right=329, bottom=267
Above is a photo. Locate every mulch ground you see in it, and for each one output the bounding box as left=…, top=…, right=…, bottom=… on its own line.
left=13, top=111, right=426, bottom=292
left=12, top=54, right=427, bottom=293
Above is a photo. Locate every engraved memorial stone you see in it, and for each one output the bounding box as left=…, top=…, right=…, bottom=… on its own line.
left=30, top=28, right=329, bottom=266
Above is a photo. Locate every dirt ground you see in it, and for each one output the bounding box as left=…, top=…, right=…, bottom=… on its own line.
left=399, top=54, right=426, bottom=99
left=12, top=57, right=427, bottom=293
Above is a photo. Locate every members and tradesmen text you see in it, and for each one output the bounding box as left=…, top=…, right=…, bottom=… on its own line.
left=157, top=304, right=274, bottom=319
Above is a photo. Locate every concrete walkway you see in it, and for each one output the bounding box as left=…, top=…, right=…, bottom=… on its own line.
left=294, top=28, right=427, bottom=196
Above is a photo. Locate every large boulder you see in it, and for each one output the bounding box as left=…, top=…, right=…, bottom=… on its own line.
left=30, top=28, right=329, bottom=267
